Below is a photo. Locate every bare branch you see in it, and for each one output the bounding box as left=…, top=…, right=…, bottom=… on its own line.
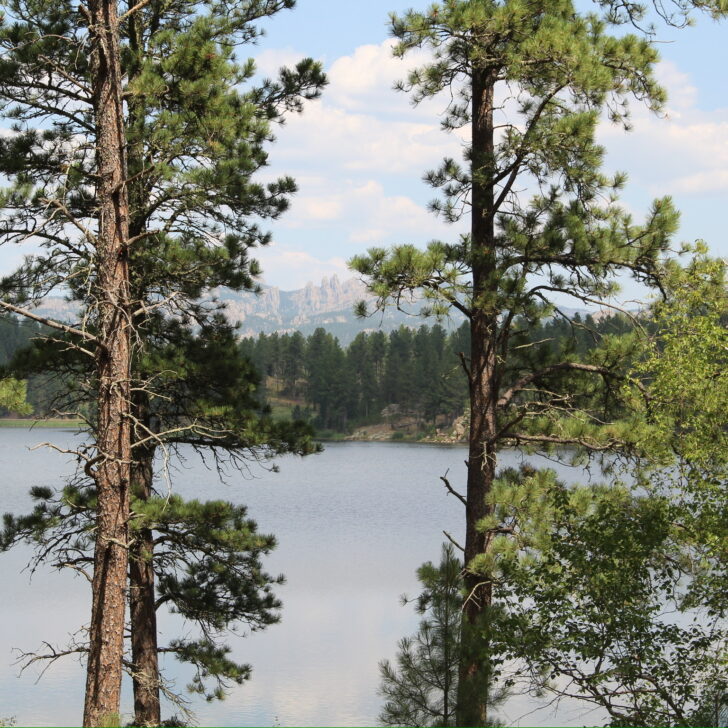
left=118, top=0, right=155, bottom=23
left=0, top=300, right=97, bottom=343
left=443, top=530, right=465, bottom=552
left=440, top=470, right=467, bottom=506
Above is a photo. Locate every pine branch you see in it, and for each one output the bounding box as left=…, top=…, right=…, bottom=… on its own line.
left=497, top=361, right=618, bottom=410
left=0, top=300, right=96, bottom=344
left=505, top=432, right=620, bottom=451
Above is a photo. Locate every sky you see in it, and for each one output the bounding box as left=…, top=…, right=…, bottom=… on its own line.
left=0, top=1, right=726, bottom=304
left=243, top=0, right=728, bottom=302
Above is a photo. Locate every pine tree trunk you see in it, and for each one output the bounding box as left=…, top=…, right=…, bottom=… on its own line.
left=83, top=1, right=132, bottom=725
left=129, top=428, right=161, bottom=727
left=456, top=65, right=499, bottom=728
left=124, top=21, right=163, bottom=722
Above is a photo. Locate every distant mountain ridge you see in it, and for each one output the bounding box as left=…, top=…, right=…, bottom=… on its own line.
left=216, top=275, right=377, bottom=339
left=28, top=274, right=601, bottom=345
left=30, top=275, right=435, bottom=345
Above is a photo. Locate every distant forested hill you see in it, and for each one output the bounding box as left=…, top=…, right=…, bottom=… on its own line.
left=240, top=312, right=636, bottom=436
left=0, top=309, right=635, bottom=429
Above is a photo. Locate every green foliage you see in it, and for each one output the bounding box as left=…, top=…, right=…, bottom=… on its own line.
left=353, top=0, right=677, bottom=320
left=379, top=545, right=463, bottom=727
left=241, top=323, right=472, bottom=431
left=479, top=466, right=727, bottom=727
left=2, top=486, right=286, bottom=702
left=170, top=639, right=252, bottom=703
left=592, top=0, right=728, bottom=31
left=630, top=247, right=727, bottom=468
left=380, top=544, right=510, bottom=727
left=625, top=249, right=728, bottom=618
left=0, top=0, right=325, bottom=715
left=143, top=495, right=283, bottom=633
left=353, top=0, right=693, bottom=722
left=0, top=376, right=30, bottom=415
left=351, top=0, right=678, bottom=455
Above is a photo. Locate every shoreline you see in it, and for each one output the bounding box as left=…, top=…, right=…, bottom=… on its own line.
left=0, top=418, right=85, bottom=429
left=317, top=437, right=466, bottom=446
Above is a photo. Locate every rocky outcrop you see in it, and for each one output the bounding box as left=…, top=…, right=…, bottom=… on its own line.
left=28, top=274, right=452, bottom=344
left=30, top=275, right=366, bottom=327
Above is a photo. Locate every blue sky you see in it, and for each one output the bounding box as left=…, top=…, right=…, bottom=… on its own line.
left=0, top=1, right=725, bottom=304
left=246, top=0, right=728, bottom=302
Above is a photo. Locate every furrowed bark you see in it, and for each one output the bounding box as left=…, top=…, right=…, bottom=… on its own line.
left=457, top=64, right=499, bottom=728
left=129, top=414, right=161, bottom=727
left=83, top=1, right=133, bottom=725
left=125, top=24, right=163, bottom=721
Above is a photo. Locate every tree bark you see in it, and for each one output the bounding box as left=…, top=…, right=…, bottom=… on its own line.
left=129, top=417, right=161, bottom=727
left=457, top=64, right=500, bottom=728
left=124, top=15, right=163, bottom=722
left=83, top=1, right=133, bottom=725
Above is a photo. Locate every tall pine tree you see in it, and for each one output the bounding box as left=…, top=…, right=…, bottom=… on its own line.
left=0, top=1, right=324, bottom=724
left=351, top=1, right=676, bottom=722
left=0, top=1, right=135, bottom=721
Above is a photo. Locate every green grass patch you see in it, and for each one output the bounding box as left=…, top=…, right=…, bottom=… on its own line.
left=0, top=418, right=84, bottom=429
left=268, top=402, right=295, bottom=421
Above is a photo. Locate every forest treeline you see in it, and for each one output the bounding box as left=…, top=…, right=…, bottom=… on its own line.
left=2, top=310, right=635, bottom=432
left=0, top=315, right=62, bottom=416
left=238, top=312, right=636, bottom=433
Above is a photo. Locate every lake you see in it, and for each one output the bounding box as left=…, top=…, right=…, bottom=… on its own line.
left=1, top=429, right=603, bottom=727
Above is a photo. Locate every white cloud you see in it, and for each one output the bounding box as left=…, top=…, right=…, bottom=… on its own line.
left=326, top=39, right=437, bottom=117
left=669, top=167, right=728, bottom=195
left=657, top=60, right=699, bottom=114
left=253, top=47, right=316, bottom=77
left=253, top=42, right=728, bottom=291
left=254, top=244, right=350, bottom=290
left=258, top=39, right=463, bottom=179
left=270, top=98, right=458, bottom=175
left=249, top=41, right=469, bottom=288
left=283, top=178, right=457, bottom=243
left=598, top=61, right=728, bottom=196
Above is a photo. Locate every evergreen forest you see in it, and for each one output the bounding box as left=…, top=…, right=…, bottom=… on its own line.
left=240, top=312, right=637, bottom=436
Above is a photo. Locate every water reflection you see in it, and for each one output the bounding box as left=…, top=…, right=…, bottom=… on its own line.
left=1, top=432, right=601, bottom=727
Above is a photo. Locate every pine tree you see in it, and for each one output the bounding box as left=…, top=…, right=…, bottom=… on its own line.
left=0, top=1, right=324, bottom=724
left=0, top=1, right=134, bottom=721
left=379, top=545, right=463, bottom=727
left=351, top=2, right=677, bottom=722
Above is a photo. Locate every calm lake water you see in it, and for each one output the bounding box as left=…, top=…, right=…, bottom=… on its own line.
left=1, top=429, right=604, bottom=727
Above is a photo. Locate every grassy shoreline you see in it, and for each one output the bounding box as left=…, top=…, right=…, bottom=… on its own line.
left=0, top=418, right=84, bottom=429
